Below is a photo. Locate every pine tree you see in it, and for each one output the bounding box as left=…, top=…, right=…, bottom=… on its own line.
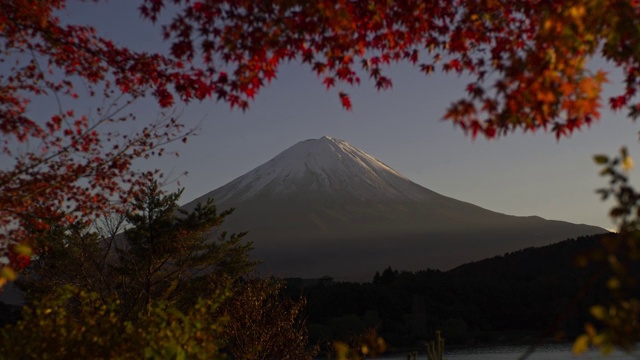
left=114, top=181, right=257, bottom=317
left=19, top=181, right=257, bottom=316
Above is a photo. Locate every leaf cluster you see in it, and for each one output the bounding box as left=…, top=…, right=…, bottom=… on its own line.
left=573, top=150, right=640, bottom=354
left=139, top=0, right=640, bottom=139
left=0, top=285, right=228, bottom=360
left=0, top=0, right=205, bottom=277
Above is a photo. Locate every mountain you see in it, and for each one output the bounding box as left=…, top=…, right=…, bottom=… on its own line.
left=184, top=136, right=606, bottom=280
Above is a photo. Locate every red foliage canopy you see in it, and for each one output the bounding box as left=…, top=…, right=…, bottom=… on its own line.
left=140, top=0, right=640, bottom=138
left=0, top=0, right=209, bottom=277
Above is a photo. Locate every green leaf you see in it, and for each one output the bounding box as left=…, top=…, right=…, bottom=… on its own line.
left=594, top=155, right=609, bottom=164
left=176, top=348, right=186, bottom=360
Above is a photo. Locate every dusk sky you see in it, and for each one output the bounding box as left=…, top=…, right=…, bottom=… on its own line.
left=30, top=1, right=640, bottom=231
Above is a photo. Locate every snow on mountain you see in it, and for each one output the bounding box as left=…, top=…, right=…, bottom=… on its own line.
left=210, top=136, right=435, bottom=204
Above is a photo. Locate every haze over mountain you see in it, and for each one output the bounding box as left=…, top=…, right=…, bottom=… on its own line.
left=184, top=136, right=606, bottom=280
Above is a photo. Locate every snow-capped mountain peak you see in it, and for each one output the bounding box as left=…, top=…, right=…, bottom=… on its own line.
left=209, top=136, right=433, bottom=204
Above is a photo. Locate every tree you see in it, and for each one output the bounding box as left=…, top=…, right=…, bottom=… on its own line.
left=17, top=181, right=256, bottom=316
left=572, top=149, right=640, bottom=354
left=220, top=277, right=316, bottom=360
left=0, top=0, right=206, bottom=285
left=114, top=181, right=256, bottom=317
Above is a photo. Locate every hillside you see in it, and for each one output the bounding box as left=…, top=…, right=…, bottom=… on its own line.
left=302, top=233, right=613, bottom=347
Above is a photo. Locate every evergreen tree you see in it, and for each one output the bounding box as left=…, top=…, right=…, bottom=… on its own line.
left=114, top=181, right=256, bottom=317
left=18, top=181, right=257, bottom=316
left=16, top=221, right=116, bottom=304
left=373, top=271, right=381, bottom=284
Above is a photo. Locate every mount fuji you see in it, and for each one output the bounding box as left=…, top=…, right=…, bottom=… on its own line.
left=184, top=136, right=605, bottom=280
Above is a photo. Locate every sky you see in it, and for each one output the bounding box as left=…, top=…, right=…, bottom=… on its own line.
left=23, top=1, right=640, bottom=231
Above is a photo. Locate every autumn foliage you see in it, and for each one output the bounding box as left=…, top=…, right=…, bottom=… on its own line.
left=0, top=0, right=207, bottom=282
left=140, top=0, right=640, bottom=138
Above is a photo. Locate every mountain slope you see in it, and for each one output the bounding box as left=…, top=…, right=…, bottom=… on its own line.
left=184, top=136, right=605, bottom=280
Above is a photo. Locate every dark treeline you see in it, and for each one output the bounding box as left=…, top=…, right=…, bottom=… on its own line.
left=294, top=233, right=618, bottom=349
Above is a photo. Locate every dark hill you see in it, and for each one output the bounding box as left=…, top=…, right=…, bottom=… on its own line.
left=302, top=233, right=613, bottom=347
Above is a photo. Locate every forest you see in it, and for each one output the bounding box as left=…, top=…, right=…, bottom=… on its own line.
left=297, top=233, right=618, bottom=351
